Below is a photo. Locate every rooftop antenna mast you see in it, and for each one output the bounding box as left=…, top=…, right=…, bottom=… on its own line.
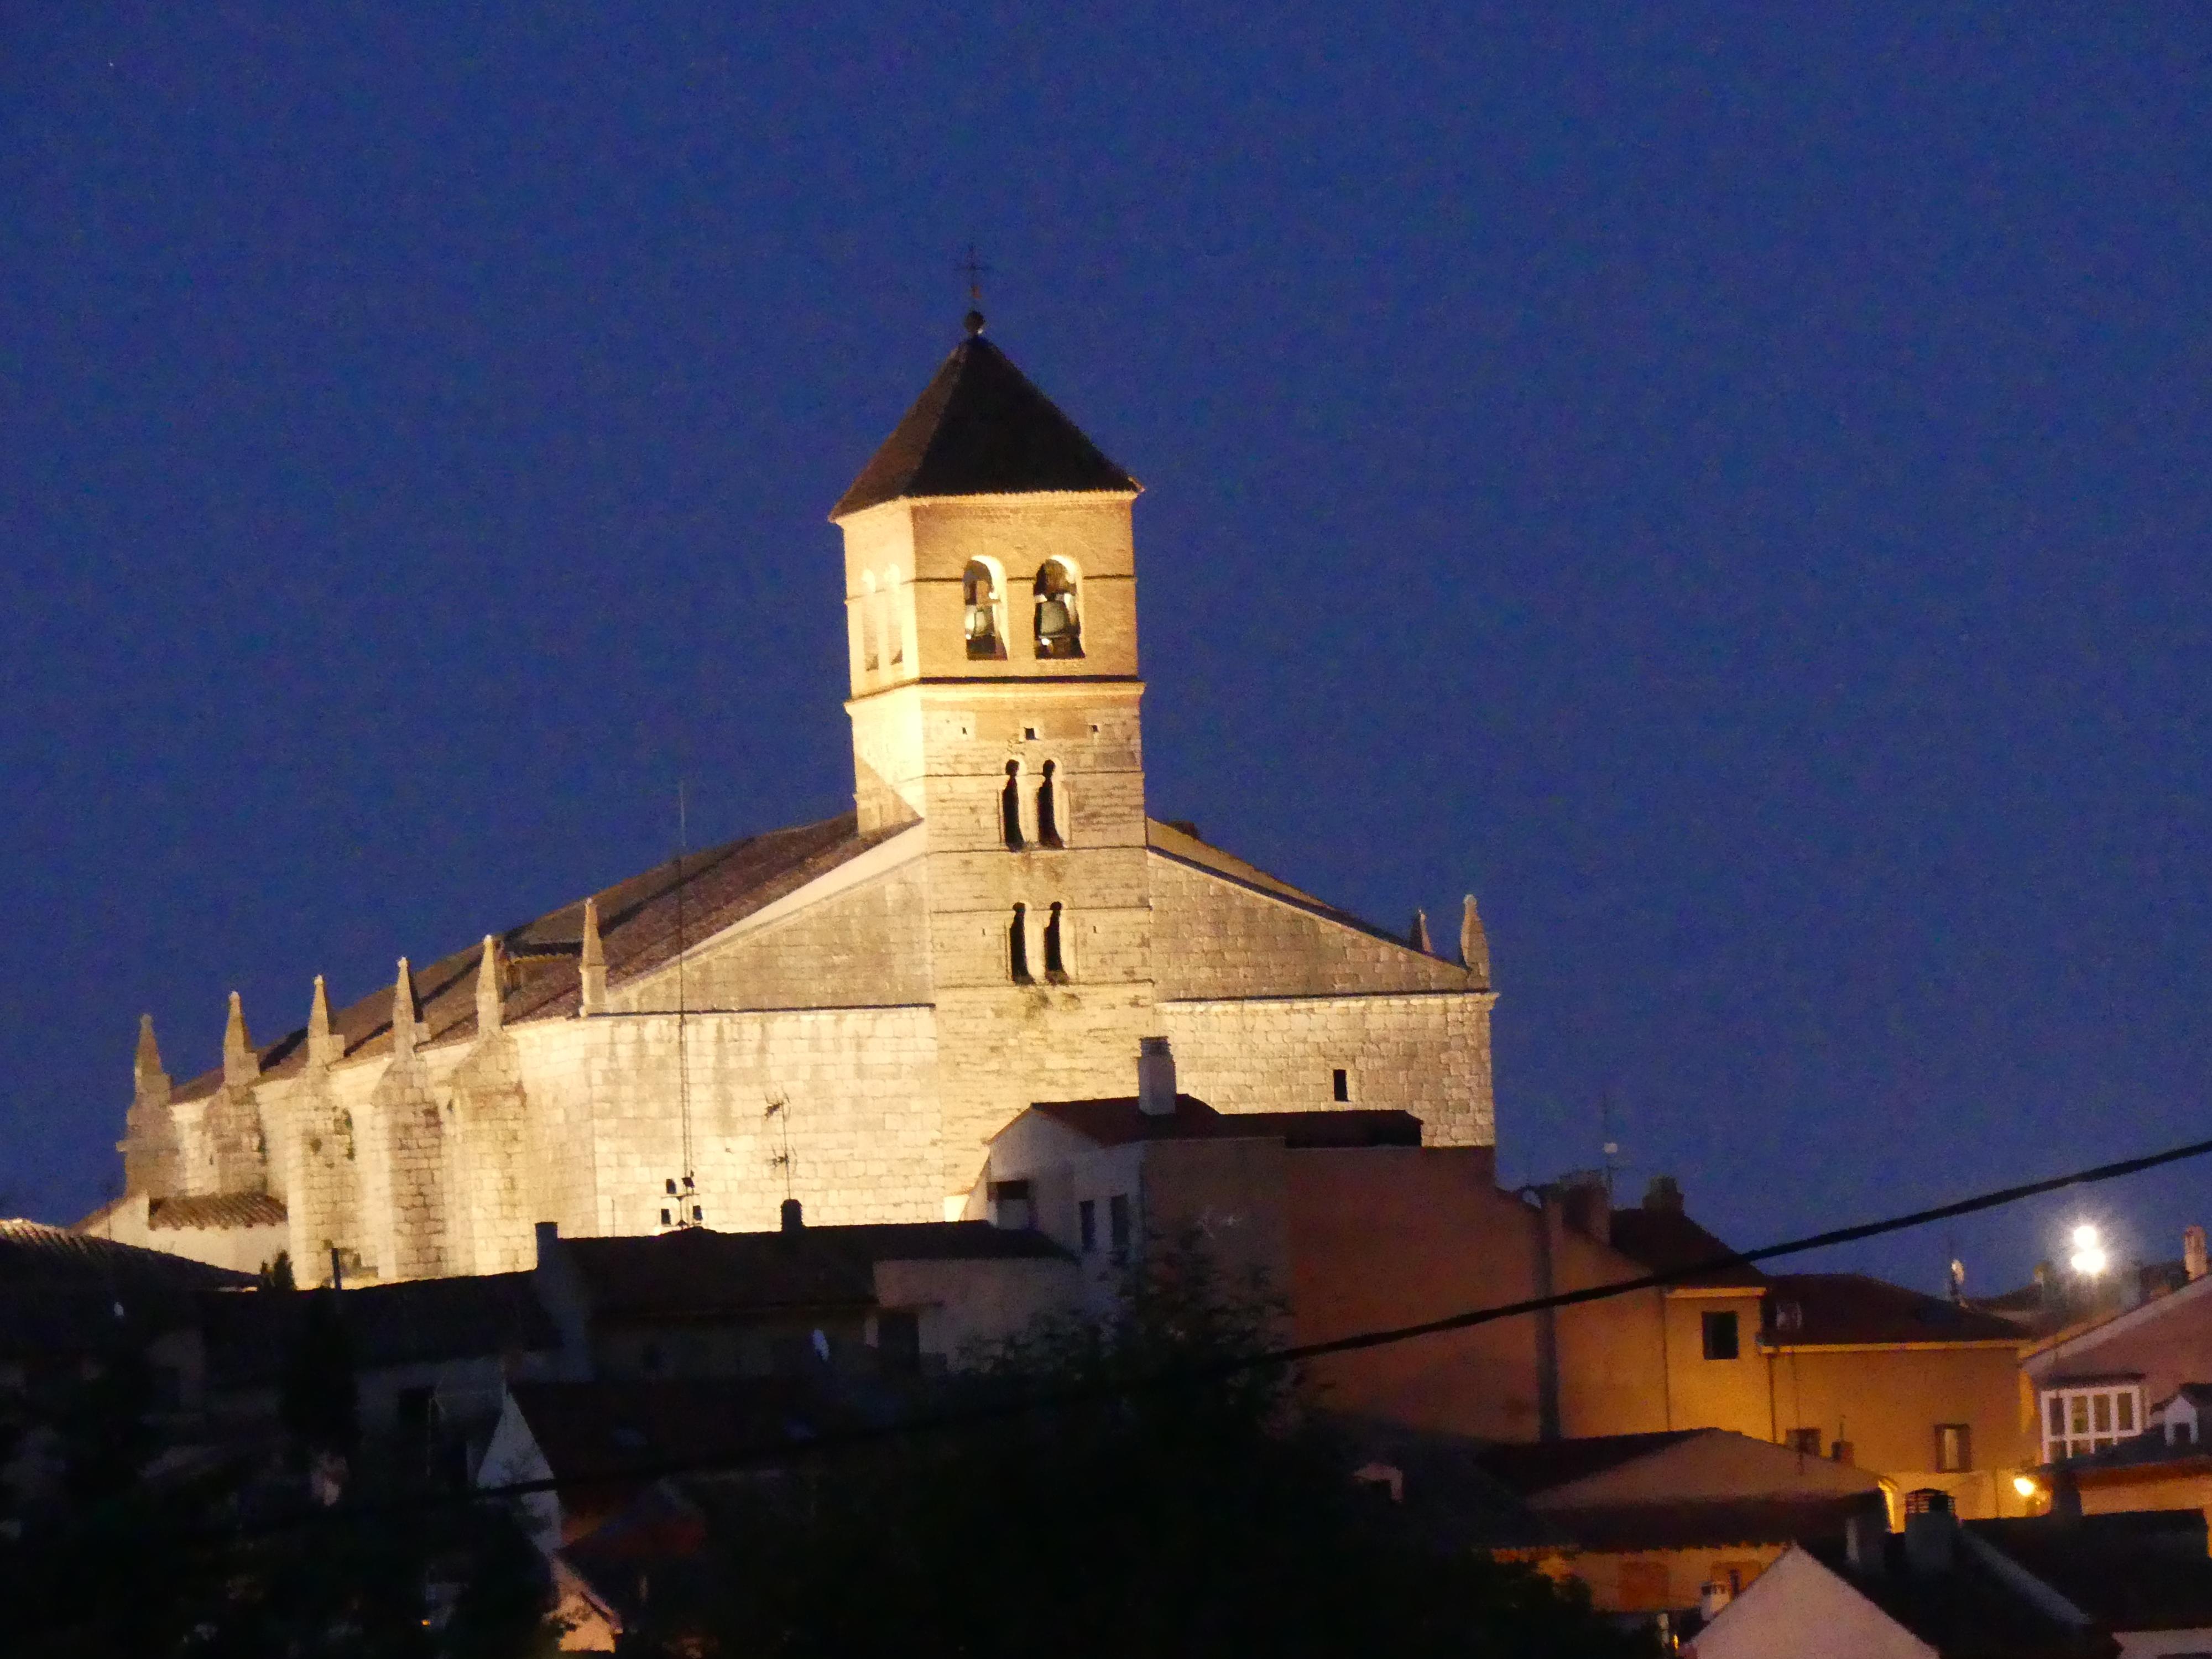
left=662, top=778, right=703, bottom=1230
left=765, top=1092, right=794, bottom=1202
left=1599, top=1089, right=1622, bottom=1202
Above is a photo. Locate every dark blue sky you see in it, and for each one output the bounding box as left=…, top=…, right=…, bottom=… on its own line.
left=4, top=5, right=2207, bottom=1294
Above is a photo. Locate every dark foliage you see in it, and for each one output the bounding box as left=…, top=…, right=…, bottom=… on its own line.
left=625, top=1241, right=1653, bottom=1658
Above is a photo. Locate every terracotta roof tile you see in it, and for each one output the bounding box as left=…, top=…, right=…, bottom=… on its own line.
left=148, top=1193, right=286, bottom=1231
left=1765, top=1273, right=2022, bottom=1347
left=1021, top=1093, right=1423, bottom=1150
left=561, top=1220, right=1070, bottom=1322
left=1606, top=1205, right=1766, bottom=1290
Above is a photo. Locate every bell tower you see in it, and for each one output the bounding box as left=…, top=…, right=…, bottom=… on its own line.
left=830, top=315, right=1159, bottom=1203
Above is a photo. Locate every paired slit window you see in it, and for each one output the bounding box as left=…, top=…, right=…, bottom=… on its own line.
left=1003, top=759, right=1068, bottom=848
left=1008, top=902, right=1071, bottom=983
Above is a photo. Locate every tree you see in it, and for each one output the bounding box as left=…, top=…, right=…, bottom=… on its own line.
left=631, top=1238, right=1652, bottom=1658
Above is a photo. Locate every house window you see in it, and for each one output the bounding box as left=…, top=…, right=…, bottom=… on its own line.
left=2042, top=1383, right=2146, bottom=1461
left=964, top=560, right=1005, bottom=659
left=1034, top=559, right=1083, bottom=659
left=1108, top=1194, right=1131, bottom=1264
left=1786, top=1428, right=1823, bottom=1457
left=989, top=1179, right=1034, bottom=1230
left=1003, top=761, right=1025, bottom=850
left=1044, top=902, right=1067, bottom=980
left=1009, top=905, right=1032, bottom=983
left=1702, top=1310, right=1740, bottom=1361
left=1616, top=1559, right=1670, bottom=1611
left=1037, top=760, right=1063, bottom=846
left=1936, top=1423, right=1972, bottom=1473
left=1078, top=1199, right=1097, bottom=1254
left=1332, top=1068, right=1350, bottom=1102
left=877, top=1310, right=921, bottom=1376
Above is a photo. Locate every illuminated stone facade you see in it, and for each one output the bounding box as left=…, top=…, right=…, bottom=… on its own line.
left=92, top=327, right=1498, bottom=1284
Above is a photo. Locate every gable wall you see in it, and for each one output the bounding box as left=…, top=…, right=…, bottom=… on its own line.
left=616, top=862, right=934, bottom=1013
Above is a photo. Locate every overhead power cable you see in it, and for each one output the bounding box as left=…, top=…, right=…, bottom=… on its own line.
left=462, top=1126, right=2212, bottom=1503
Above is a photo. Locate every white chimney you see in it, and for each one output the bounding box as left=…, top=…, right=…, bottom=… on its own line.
left=2187, top=1225, right=2206, bottom=1282
left=1137, top=1036, right=1177, bottom=1117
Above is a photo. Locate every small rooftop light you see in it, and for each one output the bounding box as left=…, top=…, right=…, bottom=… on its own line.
left=2012, top=1474, right=2039, bottom=1499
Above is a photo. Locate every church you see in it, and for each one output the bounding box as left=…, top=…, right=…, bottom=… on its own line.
left=92, top=317, right=1499, bottom=1284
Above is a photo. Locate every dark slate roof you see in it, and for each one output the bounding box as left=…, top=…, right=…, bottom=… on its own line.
left=1806, top=1535, right=2119, bottom=1658
left=507, top=1378, right=859, bottom=1485
left=831, top=332, right=1138, bottom=519
left=200, top=1272, right=560, bottom=1386
left=149, top=1193, right=286, bottom=1231
left=1470, top=1430, right=1702, bottom=1498
left=0, top=1219, right=253, bottom=1294
left=0, top=1220, right=254, bottom=1352
left=1970, top=1511, right=2212, bottom=1634
left=1606, top=1204, right=1766, bottom=1291
left=1765, top=1274, right=2022, bottom=1347
left=1542, top=1494, right=1882, bottom=1552
left=173, top=812, right=890, bottom=1102
left=561, top=1221, right=1071, bottom=1322
left=1022, top=1093, right=1424, bottom=1151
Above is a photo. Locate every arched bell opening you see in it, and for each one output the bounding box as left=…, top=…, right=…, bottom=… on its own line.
left=858, top=571, right=880, bottom=675
left=1033, top=559, right=1083, bottom=660
left=1008, top=904, right=1033, bottom=984
left=963, top=559, right=1006, bottom=661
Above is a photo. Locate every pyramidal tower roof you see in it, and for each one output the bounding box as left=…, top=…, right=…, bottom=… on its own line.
left=831, top=320, right=1138, bottom=519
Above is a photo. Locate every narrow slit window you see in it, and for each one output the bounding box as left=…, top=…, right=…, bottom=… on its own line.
left=859, top=574, right=879, bottom=672
left=1009, top=904, right=1032, bottom=983
left=1332, top=1068, right=1350, bottom=1102
left=883, top=567, right=904, bottom=665
left=1002, top=761, right=1025, bottom=850
left=1037, top=760, right=1062, bottom=846
left=1044, top=902, right=1067, bottom=980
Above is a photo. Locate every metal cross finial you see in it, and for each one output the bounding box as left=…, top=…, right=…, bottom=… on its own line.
left=958, top=245, right=992, bottom=335
left=959, top=243, right=991, bottom=304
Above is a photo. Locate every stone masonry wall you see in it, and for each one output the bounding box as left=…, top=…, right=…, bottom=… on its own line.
left=1149, top=855, right=1473, bottom=1000
left=630, top=863, right=934, bottom=1014
left=1160, top=991, right=1496, bottom=1149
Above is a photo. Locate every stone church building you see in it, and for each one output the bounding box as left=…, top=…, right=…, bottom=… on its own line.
left=92, top=320, right=1498, bottom=1284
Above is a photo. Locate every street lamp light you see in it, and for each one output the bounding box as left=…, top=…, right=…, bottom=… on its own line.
left=2069, top=1223, right=2107, bottom=1278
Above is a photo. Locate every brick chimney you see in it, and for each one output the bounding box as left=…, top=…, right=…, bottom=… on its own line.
left=1902, top=1489, right=1956, bottom=1575
left=1644, top=1175, right=1683, bottom=1214
left=2187, top=1225, right=2207, bottom=1283
left=1138, top=1036, right=1177, bottom=1117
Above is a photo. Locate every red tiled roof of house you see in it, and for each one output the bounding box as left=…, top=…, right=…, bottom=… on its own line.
left=561, top=1220, right=1070, bottom=1322
left=1765, top=1273, right=2022, bottom=1347
left=148, top=1193, right=287, bottom=1231
left=1470, top=1430, right=1702, bottom=1497
left=1023, top=1093, right=1423, bottom=1150
left=1605, top=1205, right=1765, bottom=1290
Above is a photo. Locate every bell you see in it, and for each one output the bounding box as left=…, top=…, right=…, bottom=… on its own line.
left=967, top=607, right=996, bottom=640
left=1037, top=598, right=1071, bottom=638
